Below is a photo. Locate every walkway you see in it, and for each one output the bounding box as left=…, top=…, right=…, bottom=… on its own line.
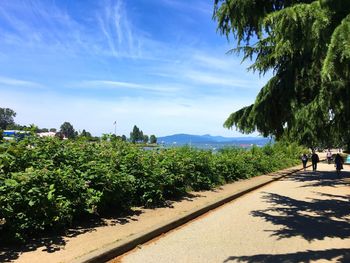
left=114, top=162, right=350, bottom=263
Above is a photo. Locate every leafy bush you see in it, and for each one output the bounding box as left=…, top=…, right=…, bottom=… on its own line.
left=0, top=137, right=304, bottom=244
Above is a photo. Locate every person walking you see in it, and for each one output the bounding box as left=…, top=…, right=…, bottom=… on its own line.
left=326, top=149, right=332, bottom=164
left=311, top=151, right=319, bottom=171
left=334, top=153, right=344, bottom=178
left=301, top=153, right=308, bottom=171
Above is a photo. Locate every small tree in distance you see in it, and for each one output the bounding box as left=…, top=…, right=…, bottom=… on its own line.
left=80, top=129, right=92, bottom=138
left=129, top=125, right=156, bottom=144
left=130, top=125, right=143, bottom=143
left=143, top=135, right=149, bottom=143
left=60, top=122, right=76, bottom=139
left=39, top=128, right=49, bottom=133
left=0, top=107, right=16, bottom=129
left=150, top=135, right=157, bottom=144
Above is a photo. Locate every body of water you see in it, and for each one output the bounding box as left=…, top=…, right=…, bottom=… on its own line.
left=160, top=141, right=269, bottom=151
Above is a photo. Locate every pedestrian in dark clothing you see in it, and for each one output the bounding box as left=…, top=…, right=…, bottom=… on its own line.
left=311, top=151, right=319, bottom=171
left=334, top=153, right=344, bottom=177
left=301, top=154, right=308, bottom=171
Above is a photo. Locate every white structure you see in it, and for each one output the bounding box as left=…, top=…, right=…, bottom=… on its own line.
left=37, top=132, right=56, bottom=137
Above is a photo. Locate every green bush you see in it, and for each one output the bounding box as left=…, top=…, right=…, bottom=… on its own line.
left=0, top=137, right=304, bottom=244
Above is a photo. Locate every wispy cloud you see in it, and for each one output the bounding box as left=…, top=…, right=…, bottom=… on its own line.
left=96, top=0, right=142, bottom=58
left=80, top=80, right=143, bottom=89
left=183, top=70, right=260, bottom=88
left=0, top=0, right=144, bottom=58
left=0, top=76, right=43, bottom=88
left=0, top=0, right=267, bottom=137
left=0, top=0, right=215, bottom=62
left=192, top=53, right=242, bottom=70
left=97, top=0, right=119, bottom=56
left=73, top=80, right=182, bottom=93
left=0, top=0, right=80, bottom=50
left=148, top=50, right=266, bottom=91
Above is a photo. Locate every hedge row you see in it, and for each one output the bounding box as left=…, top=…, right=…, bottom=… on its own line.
left=0, top=137, right=303, bottom=244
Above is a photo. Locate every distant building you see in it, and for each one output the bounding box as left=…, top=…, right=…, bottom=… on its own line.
left=37, top=132, right=56, bottom=138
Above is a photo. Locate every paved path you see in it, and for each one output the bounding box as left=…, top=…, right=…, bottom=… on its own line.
left=114, top=162, right=350, bottom=263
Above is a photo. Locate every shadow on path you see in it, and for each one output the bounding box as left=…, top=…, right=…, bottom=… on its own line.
left=0, top=209, right=143, bottom=262
left=0, top=236, right=66, bottom=263
left=284, top=170, right=350, bottom=188
left=225, top=169, right=350, bottom=262
left=0, top=191, right=204, bottom=262
left=223, top=248, right=350, bottom=263
left=250, top=192, right=350, bottom=241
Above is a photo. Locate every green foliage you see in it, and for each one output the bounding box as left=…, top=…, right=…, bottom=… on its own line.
left=143, top=135, right=149, bottom=143
left=80, top=129, right=92, bottom=138
left=0, top=107, right=16, bottom=130
left=129, top=126, right=156, bottom=144
left=150, top=135, right=157, bottom=144
left=130, top=125, right=144, bottom=143
left=0, top=137, right=303, bottom=244
left=5, top=123, right=25, bottom=131
left=59, top=122, right=76, bottom=139
left=214, top=0, right=350, bottom=149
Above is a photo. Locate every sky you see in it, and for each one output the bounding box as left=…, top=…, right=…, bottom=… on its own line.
left=0, top=0, right=270, bottom=137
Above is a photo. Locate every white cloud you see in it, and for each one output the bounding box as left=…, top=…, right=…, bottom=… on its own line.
left=0, top=76, right=43, bottom=88
left=148, top=50, right=268, bottom=91
left=0, top=0, right=83, bottom=51
left=77, top=80, right=143, bottom=89
left=96, top=0, right=142, bottom=58
left=192, top=53, right=242, bottom=70
left=183, top=70, right=260, bottom=88
left=0, top=0, right=268, bottom=138
left=0, top=0, right=145, bottom=58
left=72, top=80, right=182, bottom=93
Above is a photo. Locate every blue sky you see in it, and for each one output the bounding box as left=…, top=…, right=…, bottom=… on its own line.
left=0, top=0, right=269, bottom=137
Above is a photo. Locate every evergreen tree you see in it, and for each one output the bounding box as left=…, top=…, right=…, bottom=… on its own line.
left=130, top=125, right=143, bottom=143
left=214, top=0, right=350, bottom=149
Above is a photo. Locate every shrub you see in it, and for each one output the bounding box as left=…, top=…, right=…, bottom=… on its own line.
left=0, top=137, right=304, bottom=244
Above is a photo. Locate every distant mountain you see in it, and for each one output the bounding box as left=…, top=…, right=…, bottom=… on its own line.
left=158, top=134, right=271, bottom=145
